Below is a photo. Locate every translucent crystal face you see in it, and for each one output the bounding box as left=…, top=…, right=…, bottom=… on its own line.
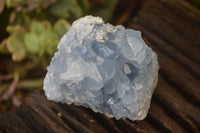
left=43, top=16, right=159, bottom=121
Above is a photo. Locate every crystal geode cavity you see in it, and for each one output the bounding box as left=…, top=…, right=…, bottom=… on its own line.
left=43, top=16, right=159, bottom=121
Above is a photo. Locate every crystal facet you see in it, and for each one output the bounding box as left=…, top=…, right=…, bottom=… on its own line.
left=43, top=16, right=159, bottom=121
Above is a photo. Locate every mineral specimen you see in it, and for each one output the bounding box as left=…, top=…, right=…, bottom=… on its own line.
left=43, top=15, right=159, bottom=121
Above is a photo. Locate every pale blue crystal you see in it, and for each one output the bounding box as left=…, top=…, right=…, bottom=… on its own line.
left=43, top=16, right=159, bottom=121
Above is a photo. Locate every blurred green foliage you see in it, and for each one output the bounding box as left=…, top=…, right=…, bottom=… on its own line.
left=2, top=19, right=70, bottom=67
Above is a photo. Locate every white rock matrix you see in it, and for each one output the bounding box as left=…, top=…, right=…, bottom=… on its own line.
left=43, top=16, right=159, bottom=121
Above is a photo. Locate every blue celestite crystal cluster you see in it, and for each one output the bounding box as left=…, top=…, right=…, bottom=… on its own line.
left=43, top=16, right=159, bottom=121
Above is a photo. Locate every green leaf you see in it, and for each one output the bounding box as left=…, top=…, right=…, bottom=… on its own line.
left=15, top=13, right=32, bottom=29
left=30, top=21, right=45, bottom=35
left=39, top=29, right=58, bottom=47
left=49, top=0, right=82, bottom=19
left=7, top=35, right=23, bottom=53
left=7, top=33, right=26, bottom=62
left=53, top=19, right=71, bottom=37
left=12, top=49, right=26, bottom=62
left=76, top=0, right=90, bottom=14
left=24, top=33, right=40, bottom=54
left=0, top=39, right=9, bottom=54
left=5, top=0, right=12, bottom=8
left=38, top=28, right=59, bottom=57
left=46, top=40, right=58, bottom=55
left=6, top=25, right=27, bottom=35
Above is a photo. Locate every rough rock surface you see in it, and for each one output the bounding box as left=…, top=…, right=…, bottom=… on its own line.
left=43, top=15, right=159, bottom=121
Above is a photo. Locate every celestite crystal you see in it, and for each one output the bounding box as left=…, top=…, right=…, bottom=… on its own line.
left=43, top=16, right=159, bottom=121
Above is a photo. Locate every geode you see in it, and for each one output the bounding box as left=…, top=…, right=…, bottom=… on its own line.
left=43, top=16, right=159, bottom=121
